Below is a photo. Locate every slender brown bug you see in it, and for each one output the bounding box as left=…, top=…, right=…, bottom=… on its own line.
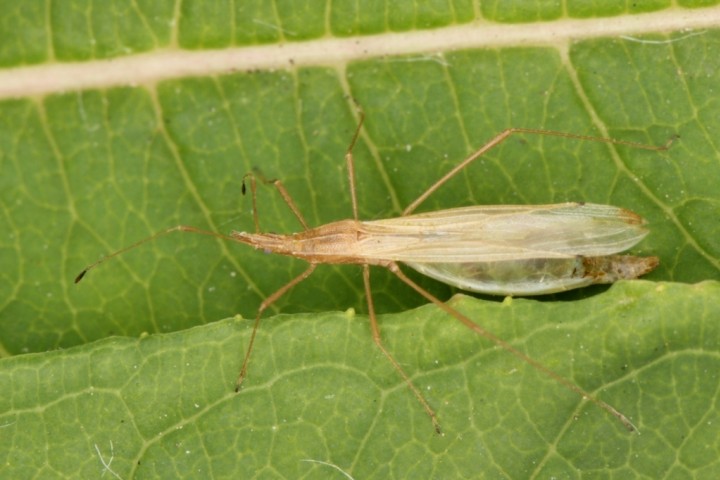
left=76, top=112, right=674, bottom=434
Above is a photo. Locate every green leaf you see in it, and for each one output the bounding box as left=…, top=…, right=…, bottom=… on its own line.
left=2, top=283, right=719, bottom=478
left=1, top=2, right=720, bottom=478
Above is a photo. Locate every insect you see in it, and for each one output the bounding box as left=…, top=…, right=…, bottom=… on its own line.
left=75, top=112, right=673, bottom=434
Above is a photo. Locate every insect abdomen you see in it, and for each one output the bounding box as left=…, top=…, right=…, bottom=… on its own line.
left=405, top=254, right=658, bottom=296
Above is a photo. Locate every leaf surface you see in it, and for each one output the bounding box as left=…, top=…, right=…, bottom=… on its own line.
left=1, top=2, right=719, bottom=478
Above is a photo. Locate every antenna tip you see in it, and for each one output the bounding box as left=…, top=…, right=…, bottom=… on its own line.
left=74, top=270, right=87, bottom=283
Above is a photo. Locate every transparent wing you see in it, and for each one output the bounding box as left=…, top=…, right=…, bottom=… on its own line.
left=357, top=203, right=649, bottom=263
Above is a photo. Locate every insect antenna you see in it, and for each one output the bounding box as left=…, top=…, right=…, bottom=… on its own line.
left=74, top=226, right=238, bottom=284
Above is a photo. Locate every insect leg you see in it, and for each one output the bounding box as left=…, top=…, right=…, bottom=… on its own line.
left=403, top=128, right=676, bottom=216
left=387, top=262, right=638, bottom=432
left=235, top=263, right=317, bottom=391
left=363, top=264, right=442, bottom=434
left=241, top=173, right=261, bottom=233
left=248, top=107, right=367, bottom=229
left=345, top=110, right=365, bottom=221
left=242, top=171, right=310, bottom=231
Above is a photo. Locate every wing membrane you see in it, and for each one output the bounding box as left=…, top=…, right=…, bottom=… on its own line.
left=357, top=203, right=649, bottom=263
